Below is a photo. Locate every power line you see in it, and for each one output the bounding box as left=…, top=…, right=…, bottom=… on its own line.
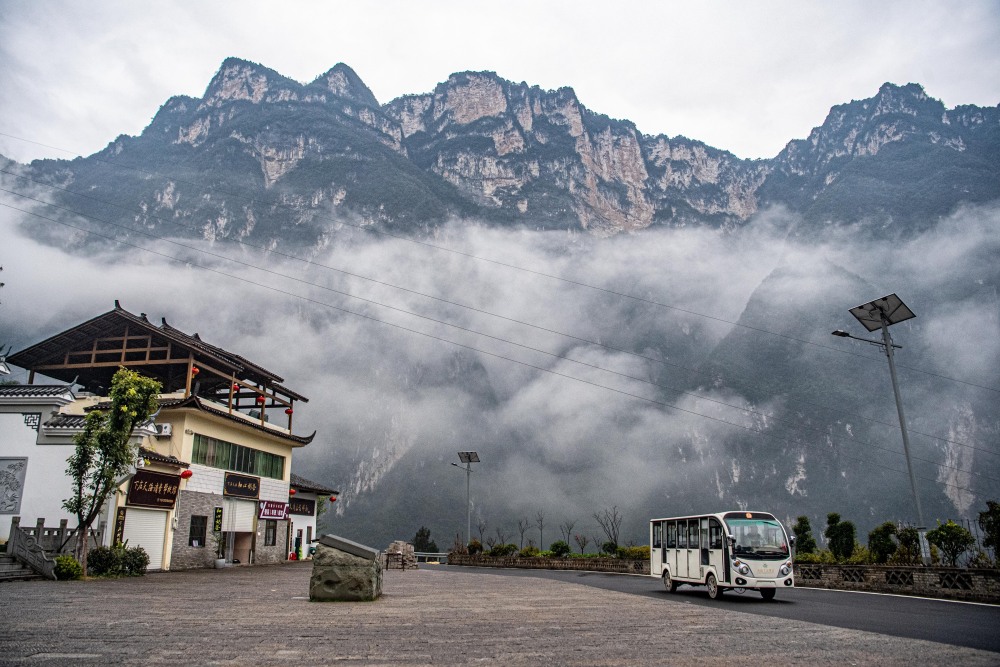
left=3, top=197, right=994, bottom=492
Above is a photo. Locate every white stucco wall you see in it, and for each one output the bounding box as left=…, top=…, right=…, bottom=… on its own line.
left=0, top=412, right=78, bottom=541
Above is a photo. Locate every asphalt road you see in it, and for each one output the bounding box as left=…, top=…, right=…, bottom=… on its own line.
left=430, top=564, right=1000, bottom=654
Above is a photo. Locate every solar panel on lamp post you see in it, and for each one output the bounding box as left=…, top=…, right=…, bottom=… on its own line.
left=832, top=293, right=930, bottom=565
left=451, top=451, right=479, bottom=548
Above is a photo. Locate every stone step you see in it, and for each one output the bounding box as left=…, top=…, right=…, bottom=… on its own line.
left=0, top=555, right=45, bottom=582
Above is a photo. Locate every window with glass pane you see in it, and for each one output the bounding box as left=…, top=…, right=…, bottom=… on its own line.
left=189, top=515, right=207, bottom=547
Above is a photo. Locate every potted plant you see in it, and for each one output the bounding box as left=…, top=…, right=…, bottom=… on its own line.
left=212, top=531, right=227, bottom=569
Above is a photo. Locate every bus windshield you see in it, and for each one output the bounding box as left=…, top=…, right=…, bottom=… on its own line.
left=724, top=517, right=788, bottom=559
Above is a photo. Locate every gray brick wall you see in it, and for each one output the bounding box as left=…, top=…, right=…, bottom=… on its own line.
left=170, top=490, right=290, bottom=570
left=171, top=490, right=224, bottom=570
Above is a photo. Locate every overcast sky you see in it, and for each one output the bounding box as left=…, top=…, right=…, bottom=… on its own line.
left=1, top=0, right=999, bottom=163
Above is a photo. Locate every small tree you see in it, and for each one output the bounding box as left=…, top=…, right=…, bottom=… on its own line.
left=559, top=520, right=576, bottom=544
left=476, top=518, right=488, bottom=544
left=494, top=526, right=510, bottom=547
left=824, top=513, right=856, bottom=562
left=412, top=526, right=438, bottom=552
left=517, top=518, right=530, bottom=549
left=868, top=522, right=898, bottom=564
left=926, top=520, right=975, bottom=567
left=892, top=526, right=921, bottom=565
left=63, top=367, right=160, bottom=576
left=573, top=533, right=590, bottom=554
left=593, top=506, right=623, bottom=550
left=978, top=500, right=1000, bottom=562
left=535, top=511, right=545, bottom=550
left=792, top=516, right=817, bottom=554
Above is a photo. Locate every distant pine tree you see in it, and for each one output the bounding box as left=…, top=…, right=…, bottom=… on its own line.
left=412, top=526, right=438, bottom=552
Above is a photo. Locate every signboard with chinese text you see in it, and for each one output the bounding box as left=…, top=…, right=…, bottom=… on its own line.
left=288, top=498, right=315, bottom=516
left=127, top=470, right=180, bottom=509
left=223, top=472, right=260, bottom=499
left=258, top=500, right=288, bottom=520
left=213, top=506, right=224, bottom=532
left=113, top=507, right=127, bottom=545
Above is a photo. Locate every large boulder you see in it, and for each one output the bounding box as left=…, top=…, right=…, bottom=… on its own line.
left=309, top=535, right=382, bottom=602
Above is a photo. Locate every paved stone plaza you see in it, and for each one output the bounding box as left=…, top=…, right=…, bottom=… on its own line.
left=0, top=562, right=995, bottom=665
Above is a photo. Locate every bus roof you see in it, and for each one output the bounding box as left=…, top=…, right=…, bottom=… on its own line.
left=650, top=511, right=778, bottom=523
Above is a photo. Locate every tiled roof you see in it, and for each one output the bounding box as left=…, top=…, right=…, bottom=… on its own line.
left=139, top=446, right=190, bottom=469
left=290, top=473, right=339, bottom=495
left=163, top=395, right=316, bottom=445
left=8, top=302, right=308, bottom=402
left=0, top=384, right=73, bottom=398
left=43, top=413, right=87, bottom=429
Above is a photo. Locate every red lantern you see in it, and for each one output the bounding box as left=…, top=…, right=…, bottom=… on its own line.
left=191, top=366, right=200, bottom=376
left=288, top=488, right=297, bottom=496
left=232, top=383, right=240, bottom=391
left=180, top=469, right=193, bottom=479
left=329, top=495, right=337, bottom=502
left=285, top=407, right=293, bottom=415
left=256, top=395, right=266, bottom=404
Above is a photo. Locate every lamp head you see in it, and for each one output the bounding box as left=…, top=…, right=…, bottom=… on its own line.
left=831, top=330, right=851, bottom=338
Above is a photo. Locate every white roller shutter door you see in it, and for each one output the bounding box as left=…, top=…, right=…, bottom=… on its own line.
left=122, top=508, right=167, bottom=571
left=224, top=498, right=256, bottom=532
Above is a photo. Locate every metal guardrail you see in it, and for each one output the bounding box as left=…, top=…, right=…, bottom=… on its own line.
left=413, top=552, right=449, bottom=564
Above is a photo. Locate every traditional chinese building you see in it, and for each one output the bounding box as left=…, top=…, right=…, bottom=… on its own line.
left=1, top=301, right=328, bottom=571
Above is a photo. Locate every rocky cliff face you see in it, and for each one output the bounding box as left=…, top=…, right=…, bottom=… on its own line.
left=19, top=58, right=1000, bottom=248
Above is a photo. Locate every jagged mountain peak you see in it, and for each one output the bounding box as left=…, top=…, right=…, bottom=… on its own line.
left=312, top=63, right=379, bottom=108
left=201, top=57, right=302, bottom=108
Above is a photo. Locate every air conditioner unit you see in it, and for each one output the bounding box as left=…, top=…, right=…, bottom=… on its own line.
left=154, top=423, right=173, bottom=437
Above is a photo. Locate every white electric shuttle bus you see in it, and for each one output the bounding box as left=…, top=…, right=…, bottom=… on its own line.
left=650, top=511, right=794, bottom=600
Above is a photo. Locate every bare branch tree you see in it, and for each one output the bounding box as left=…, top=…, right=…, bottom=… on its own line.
left=485, top=535, right=498, bottom=549
left=574, top=533, right=590, bottom=554
left=559, top=520, right=577, bottom=544
left=495, top=526, right=511, bottom=546
left=517, top=518, right=530, bottom=549
left=535, top=510, right=545, bottom=549
left=593, top=505, right=623, bottom=549
left=476, top=518, right=488, bottom=544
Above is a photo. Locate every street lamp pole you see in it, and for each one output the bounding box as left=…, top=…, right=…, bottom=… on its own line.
left=833, top=293, right=929, bottom=564
left=451, top=451, right=480, bottom=546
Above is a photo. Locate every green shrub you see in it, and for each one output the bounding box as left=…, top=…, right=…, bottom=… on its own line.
left=539, top=550, right=554, bottom=558
left=843, top=544, right=871, bottom=565
left=794, top=549, right=836, bottom=564
left=891, top=527, right=922, bottom=565
left=123, top=546, right=150, bottom=576
left=867, top=522, right=898, bottom=564
left=549, top=540, right=571, bottom=558
left=467, top=539, right=483, bottom=556
left=54, top=554, right=83, bottom=580
left=600, top=541, right=618, bottom=556
left=488, top=543, right=518, bottom=558
left=616, top=545, right=650, bottom=560
left=87, top=546, right=122, bottom=577
left=926, top=520, right=975, bottom=567
left=87, top=543, right=149, bottom=577
left=518, top=545, right=540, bottom=558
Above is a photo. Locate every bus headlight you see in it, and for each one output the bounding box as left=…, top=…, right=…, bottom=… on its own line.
left=732, top=559, right=752, bottom=576
left=779, top=561, right=792, bottom=577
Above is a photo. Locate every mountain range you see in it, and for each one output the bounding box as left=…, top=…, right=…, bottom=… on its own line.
left=4, top=58, right=999, bottom=548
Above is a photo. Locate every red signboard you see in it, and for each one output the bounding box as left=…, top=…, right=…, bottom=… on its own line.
left=258, top=500, right=288, bottom=520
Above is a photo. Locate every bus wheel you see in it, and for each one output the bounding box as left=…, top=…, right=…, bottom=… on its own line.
left=760, top=588, right=776, bottom=601
left=663, top=570, right=678, bottom=592
left=706, top=573, right=722, bottom=599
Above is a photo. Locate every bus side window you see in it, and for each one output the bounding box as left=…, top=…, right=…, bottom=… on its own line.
left=652, top=522, right=662, bottom=549
left=709, top=519, right=723, bottom=549
left=689, top=521, right=699, bottom=549
left=666, top=522, right=677, bottom=549
left=677, top=522, right=686, bottom=549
